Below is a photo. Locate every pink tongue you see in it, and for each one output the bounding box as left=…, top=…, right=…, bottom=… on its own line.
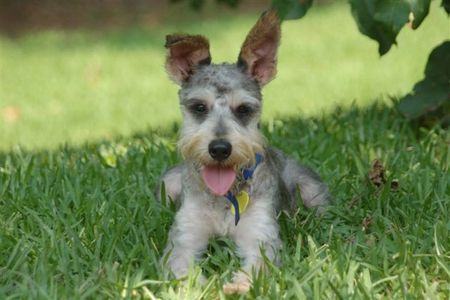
left=202, top=165, right=236, bottom=196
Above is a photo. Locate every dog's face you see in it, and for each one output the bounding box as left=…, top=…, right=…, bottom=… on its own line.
left=177, top=63, right=264, bottom=169
left=165, top=11, right=280, bottom=195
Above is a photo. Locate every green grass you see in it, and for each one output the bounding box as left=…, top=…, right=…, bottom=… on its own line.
left=0, top=103, right=449, bottom=299
left=0, top=1, right=448, bottom=150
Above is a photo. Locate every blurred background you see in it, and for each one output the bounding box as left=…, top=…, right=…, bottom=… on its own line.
left=0, top=0, right=448, bottom=150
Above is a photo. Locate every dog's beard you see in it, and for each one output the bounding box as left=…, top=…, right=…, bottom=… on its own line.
left=178, top=131, right=264, bottom=168
left=178, top=130, right=264, bottom=195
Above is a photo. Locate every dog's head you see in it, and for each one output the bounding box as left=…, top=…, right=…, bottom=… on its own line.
left=165, top=10, right=281, bottom=196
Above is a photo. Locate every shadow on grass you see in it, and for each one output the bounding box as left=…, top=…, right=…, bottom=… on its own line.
left=0, top=103, right=449, bottom=298
left=0, top=102, right=447, bottom=222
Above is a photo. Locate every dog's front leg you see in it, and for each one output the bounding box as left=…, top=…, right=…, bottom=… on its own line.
left=224, top=201, right=281, bottom=294
left=163, top=204, right=210, bottom=279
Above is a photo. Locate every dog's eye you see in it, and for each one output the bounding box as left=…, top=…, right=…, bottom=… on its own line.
left=235, top=104, right=253, bottom=117
left=189, top=103, right=208, bottom=115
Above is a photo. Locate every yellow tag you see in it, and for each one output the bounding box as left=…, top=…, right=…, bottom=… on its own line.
left=230, top=191, right=249, bottom=215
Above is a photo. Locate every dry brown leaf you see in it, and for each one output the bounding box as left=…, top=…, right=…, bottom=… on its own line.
left=362, top=216, right=373, bottom=231
left=390, top=179, right=400, bottom=192
left=368, top=159, right=386, bottom=187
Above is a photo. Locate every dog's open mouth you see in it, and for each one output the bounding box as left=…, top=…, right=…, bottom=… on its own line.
left=202, top=165, right=236, bottom=196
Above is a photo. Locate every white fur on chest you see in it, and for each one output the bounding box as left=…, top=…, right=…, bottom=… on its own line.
left=181, top=190, right=246, bottom=237
left=165, top=164, right=281, bottom=281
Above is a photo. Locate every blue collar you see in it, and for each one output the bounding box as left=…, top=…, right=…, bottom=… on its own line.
left=225, top=153, right=263, bottom=225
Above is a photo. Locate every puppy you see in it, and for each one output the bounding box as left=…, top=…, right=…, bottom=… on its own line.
left=158, top=10, right=329, bottom=294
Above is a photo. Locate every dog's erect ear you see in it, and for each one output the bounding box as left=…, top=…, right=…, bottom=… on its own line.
left=165, top=34, right=211, bottom=84
left=237, top=9, right=281, bottom=86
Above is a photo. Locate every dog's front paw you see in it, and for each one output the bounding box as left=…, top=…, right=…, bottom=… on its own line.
left=222, top=272, right=251, bottom=295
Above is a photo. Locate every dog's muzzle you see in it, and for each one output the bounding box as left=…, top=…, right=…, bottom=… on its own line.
left=208, top=139, right=232, bottom=161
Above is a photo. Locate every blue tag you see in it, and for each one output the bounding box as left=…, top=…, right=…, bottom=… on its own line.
left=225, top=153, right=263, bottom=225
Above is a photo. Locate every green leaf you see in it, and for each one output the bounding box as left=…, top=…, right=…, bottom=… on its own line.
left=408, top=0, right=431, bottom=29
left=374, top=0, right=410, bottom=35
left=271, top=0, right=313, bottom=20
left=442, top=0, right=450, bottom=14
left=350, top=0, right=399, bottom=55
left=424, top=41, right=450, bottom=81
left=350, top=0, right=431, bottom=55
left=397, top=41, right=450, bottom=119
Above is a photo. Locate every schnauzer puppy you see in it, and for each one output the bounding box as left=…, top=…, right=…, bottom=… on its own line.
left=158, top=10, right=330, bottom=294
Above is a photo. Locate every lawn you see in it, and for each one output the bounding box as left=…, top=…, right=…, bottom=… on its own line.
left=0, top=1, right=448, bottom=150
left=1, top=1, right=449, bottom=299
left=0, top=103, right=449, bottom=298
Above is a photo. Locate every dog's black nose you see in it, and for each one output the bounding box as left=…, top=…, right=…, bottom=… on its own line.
left=208, top=139, right=232, bottom=161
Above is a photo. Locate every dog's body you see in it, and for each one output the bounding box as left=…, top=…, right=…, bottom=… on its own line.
left=158, top=11, right=329, bottom=294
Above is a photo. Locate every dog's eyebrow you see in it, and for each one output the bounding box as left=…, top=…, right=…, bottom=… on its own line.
left=183, top=97, right=206, bottom=105
left=237, top=101, right=260, bottom=109
left=181, top=89, right=215, bottom=105
left=232, top=90, right=261, bottom=106
left=182, top=98, right=207, bottom=106
left=238, top=97, right=260, bottom=106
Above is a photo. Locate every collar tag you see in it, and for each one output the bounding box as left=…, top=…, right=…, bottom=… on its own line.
left=225, top=153, right=263, bottom=225
left=232, top=191, right=249, bottom=215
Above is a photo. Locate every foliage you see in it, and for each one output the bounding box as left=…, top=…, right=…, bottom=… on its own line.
left=442, top=0, right=450, bottom=13
left=271, top=0, right=449, bottom=123
left=1, top=103, right=449, bottom=298
left=349, top=0, right=430, bottom=55
left=271, top=0, right=313, bottom=20
left=397, top=41, right=450, bottom=121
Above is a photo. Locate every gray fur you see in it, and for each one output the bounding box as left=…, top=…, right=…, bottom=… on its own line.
left=159, top=12, right=330, bottom=292
left=156, top=164, right=184, bottom=203
left=214, top=118, right=228, bottom=137
left=158, top=63, right=330, bottom=285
